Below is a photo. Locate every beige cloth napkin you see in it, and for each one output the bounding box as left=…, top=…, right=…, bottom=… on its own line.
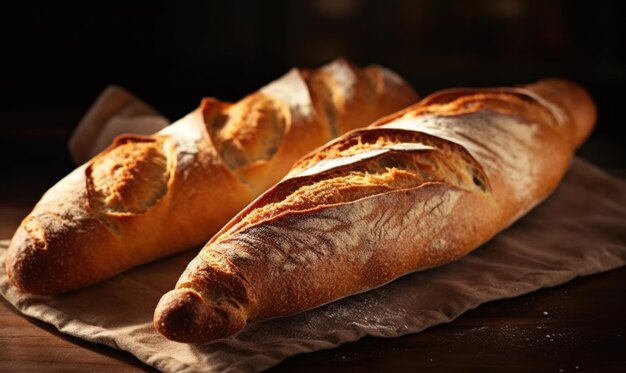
left=1, top=157, right=625, bottom=372
left=68, top=85, right=169, bottom=165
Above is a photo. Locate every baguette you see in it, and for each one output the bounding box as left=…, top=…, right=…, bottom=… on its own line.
left=154, top=79, right=596, bottom=343
left=6, top=58, right=417, bottom=295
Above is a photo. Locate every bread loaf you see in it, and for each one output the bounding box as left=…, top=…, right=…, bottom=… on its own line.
left=154, top=79, right=596, bottom=343
left=6, top=58, right=417, bottom=295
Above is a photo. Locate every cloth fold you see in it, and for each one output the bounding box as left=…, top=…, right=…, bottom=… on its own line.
left=68, top=85, right=169, bottom=165
left=1, top=158, right=625, bottom=372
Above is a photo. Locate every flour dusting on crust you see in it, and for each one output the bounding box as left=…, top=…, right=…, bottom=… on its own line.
left=323, top=59, right=357, bottom=97
left=159, top=114, right=204, bottom=175
left=261, top=68, right=315, bottom=123
left=212, top=188, right=461, bottom=278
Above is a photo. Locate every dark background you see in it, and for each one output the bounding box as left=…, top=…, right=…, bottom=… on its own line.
left=1, top=0, right=625, bottom=186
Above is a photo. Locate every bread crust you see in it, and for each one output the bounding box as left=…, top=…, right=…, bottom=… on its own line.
left=6, top=59, right=417, bottom=295
left=154, top=79, right=596, bottom=343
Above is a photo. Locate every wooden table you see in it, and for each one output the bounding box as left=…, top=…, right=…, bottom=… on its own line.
left=1, top=175, right=625, bottom=372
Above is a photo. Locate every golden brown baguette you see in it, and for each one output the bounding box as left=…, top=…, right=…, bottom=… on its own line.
left=154, top=78, right=596, bottom=343
left=6, top=58, right=417, bottom=295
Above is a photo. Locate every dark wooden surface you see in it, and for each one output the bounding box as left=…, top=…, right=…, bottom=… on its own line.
left=1, top=162, right=625, bottom=372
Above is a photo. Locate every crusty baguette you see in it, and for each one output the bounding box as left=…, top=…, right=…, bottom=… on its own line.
left=6, top=58, right=417, bottom=295
left=154, top=78, right=596, bottom=343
